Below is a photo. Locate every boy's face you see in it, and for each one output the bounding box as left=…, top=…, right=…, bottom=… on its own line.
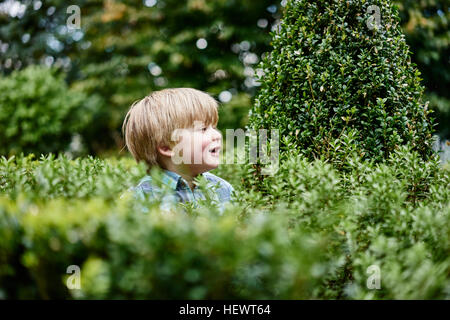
left=170, top=120, right=222, bottom=175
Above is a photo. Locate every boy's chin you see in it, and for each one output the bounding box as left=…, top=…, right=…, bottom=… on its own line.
left=208, top=162, right=220, bottom=170
left=200, top=156, right=221, bottom=168
left=186, top=161, right=219, bottom=175
left=201, top=161, right=220, bottom=171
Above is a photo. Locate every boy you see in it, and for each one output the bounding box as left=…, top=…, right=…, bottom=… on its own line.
left=122, top=88, right=234, bottom=213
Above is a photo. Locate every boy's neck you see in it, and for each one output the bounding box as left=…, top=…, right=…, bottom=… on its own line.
left=162, top=163, right=200, bottom=191
left=177, top=171, right=198, bottom=191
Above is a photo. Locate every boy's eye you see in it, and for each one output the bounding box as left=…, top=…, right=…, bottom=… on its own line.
left=202, top=127, right=207, bottom=132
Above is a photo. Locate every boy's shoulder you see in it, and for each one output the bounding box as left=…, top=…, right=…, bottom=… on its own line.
left=202, top=172, right=235, bottom=202
left=130, top=173, right=169, bottom=199
left=130, top=174, right=180, bottom=212
left=129, top=170, right=235, bottom=203
left=128, top=175, right=153, bottom=201
left=202, top=172, right=234, bottom=191
left=136, top=175, right=154, bottom=190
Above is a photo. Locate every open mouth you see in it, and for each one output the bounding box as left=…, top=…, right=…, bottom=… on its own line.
left=209, top=146, right=221, bottom=156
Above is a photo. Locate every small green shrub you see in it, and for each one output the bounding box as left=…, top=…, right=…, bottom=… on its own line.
left=0, top=65, right=99, bottom=157
left=0, top=153, right=145, bottom=201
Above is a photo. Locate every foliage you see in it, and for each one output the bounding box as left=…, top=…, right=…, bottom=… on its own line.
left=0, top=145, right=449, bottom=299
left=0, top=0, right=281, bottom=153
left=248, top=0, right=436, bottom=167
left=0, top=65, right=99, bottom=157
left=0, top=0, right=448, bottom=157
left=395, top=0, right=450, bottom=138
left=216, top=144, right=450, bottom=299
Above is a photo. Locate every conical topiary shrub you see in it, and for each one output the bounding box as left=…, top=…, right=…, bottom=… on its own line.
left=248, top=0, right=435, bottom=166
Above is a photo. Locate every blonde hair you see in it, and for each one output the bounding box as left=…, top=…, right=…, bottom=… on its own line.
left=122, top=88, right=219, bottom=170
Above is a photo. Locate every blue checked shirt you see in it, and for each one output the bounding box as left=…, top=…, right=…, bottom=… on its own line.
left=131, top=169, right=235, bottom=213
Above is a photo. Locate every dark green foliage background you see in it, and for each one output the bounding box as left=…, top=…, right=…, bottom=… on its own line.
left=398, top=0, right=449, bottom=138
left=0, top=0, right=279, bottom=155
left=0, top=65, right=99, bottom=156
left=0, top=0, right=448, bottom=157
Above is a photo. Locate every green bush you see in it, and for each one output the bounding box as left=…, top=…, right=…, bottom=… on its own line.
left=0, top=155, right=330, bottom=299
left=0, top=147, right=448, bottom=299
left=0, top=153, right=145, bottom=201
left=0, top=65, right=99, bottom=157
left=217, top=148, right=450, bottom=299
left=248, top=0, right=435, bottom=165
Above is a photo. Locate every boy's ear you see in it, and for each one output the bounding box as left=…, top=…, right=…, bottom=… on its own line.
left=157, top=145, right=174, bottom=157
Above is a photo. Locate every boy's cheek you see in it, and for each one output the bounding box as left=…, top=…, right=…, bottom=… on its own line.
left=201, top=140, right=210, bottom=150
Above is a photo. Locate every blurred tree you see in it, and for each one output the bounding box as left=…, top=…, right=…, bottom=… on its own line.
left=0, top=65, right=99, bottom=157
left=395, top=0, right=450, bottom=138
left=1, top=0, right=281, bottom=155
left=72, top=0, right=281, bottom=154
left=0, top=0, right=80, bottom=74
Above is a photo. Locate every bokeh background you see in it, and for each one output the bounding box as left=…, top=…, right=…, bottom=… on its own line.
left=0, top=0, right=448, bottom=158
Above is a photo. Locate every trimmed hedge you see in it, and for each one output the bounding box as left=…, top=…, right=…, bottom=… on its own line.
left=0, top=146, right=449, bottom=299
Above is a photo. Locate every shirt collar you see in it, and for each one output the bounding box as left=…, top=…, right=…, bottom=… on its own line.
left=161, top=169, right=204, bottom=191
